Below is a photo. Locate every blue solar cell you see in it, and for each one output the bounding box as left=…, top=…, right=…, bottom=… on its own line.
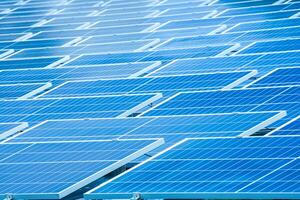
left=63, top=45, right=234, bottom=66
left=8, top=111, right=284, bottom=143
left=11, top=39, right=159, bottom=59
left=150, top=51, right=300, bottom=75
left=270, top=116, right=300, bottom=136
left=248, top=67, right=300, bottom=87
left=85, top=137, right=300, bottom=200
left=220, top=4, right=291, bottom=17
left=0, top=82, right=51, bottom=99
left=0, top=23, right=83, bottom=35
left=159, top=18, right=229, bottom=30
left=143, top=86, right=299, bottom=124
left=0, top=94, right=161, bottom=123
left=239, top=39, right=300, bottom=54
left=148, top=55, right=263, bottom=76
left=0, top=62, right=160, bottom=84
left=33, top=23, right=155, bottom=40
left=0, top=56, right=67, bottom=70
left=0, top=38, right=75, bottom=50
left=0, top=20, right=38, bottom=28
left=0, top=33, right=25, bottom=42
left=40, top=71, right=256, bottom=98
left=157, top=26, right=300, bottom=50
left=228, top=18, right=300, bottom=32
left=0, top=122, right=28, bottom=140
left=0, top=139, right=163, bottom=199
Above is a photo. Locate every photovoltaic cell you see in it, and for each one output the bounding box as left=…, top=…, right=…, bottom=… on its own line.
left=150, top=51, right=300, bottom=76
left=143, top=86, right=300, bottom=124
left=239, top=39, right=300, bottom=54
left=7, top=111, right=284, bottom=143
left=0, top=62, right=161, bottom=84
left=0, top=82, right=51, bottom=99
left=40, top=71, right=256, bottom=98
left=269, top=115, right=300, bottom=136
left=0, top=93, right=161, bottom=123
left=85, top=137, right=300, bottom=200
left=248, top=67, right=300, bottom=87
left=0, top=139, right=163, bottom=199
left=0, top=56, right=68, bottom=70
left=63, top=45, right=235, bottom=66
left=228, top=18, right=300, bottom=33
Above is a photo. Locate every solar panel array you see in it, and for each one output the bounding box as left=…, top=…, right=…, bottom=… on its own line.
left=0, top=0, right=299, bottom=199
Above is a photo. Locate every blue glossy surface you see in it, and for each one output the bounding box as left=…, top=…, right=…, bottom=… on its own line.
left=0, top=139, right=160, bottom=199
left=0, top=94, right=159, bottom=123
left=144, top=86, right=299, bottom=124
left=10, top=112, right=281, bottom=143
left=87, top=137, right=300, bottom=199
left=0, top=62, right=159, bottom=84
left=249, top=67, right=300, bottom=87
left=41, top=71, right=253, bottom=98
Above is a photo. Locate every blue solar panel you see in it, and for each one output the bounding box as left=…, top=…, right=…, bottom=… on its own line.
left=151, top=51, right=300, bottom=76
left=0, top=139, right=163, bottom=200
left=0, top=33, right=26, bottom=42
left=0, top=82, right=51, bottom=99
left=11, top=39, right=160, bottom=59
left=143, top=86, right=299, bottom=124
left=0, top=38, right=76, bottom=50
left=7, top=111, right=284, bottom=143
left=227, top=18, right=300, bottom=32
left=0, top=62, right=160, bottom=84
left=32, top=23, right=156, bottom=40
left=0, top=122, right=28, bottom=140
left=269, top=115, right=300, bottom=136
left=156, top=26, right=300, bottom=50
left=248, top=67, right=300, bottom=87
left=219, top=4, right=293, bottom=17
left=61, top=45, right=236, bottom=66
left=239, top=39, right=300, bottom=54
left=0, top=93, right=161, bottom=123
left=0, top=56, right=69, bottom=70
left=40, top=71, right=256, bottom=98
left=85, top=136, right=300, bottom=200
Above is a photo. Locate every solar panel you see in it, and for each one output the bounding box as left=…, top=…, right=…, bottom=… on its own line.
left=150, top=51, right=300, bottom=76
left=0, top=38, right=77, bottom=50
left=77, top=26, right=222, bottom=45
left=0, top=32, right=27, bottom=42
left=85, top=136, right=300, bottom=200
left=157, top=27, right=300, bottom=50
left=143, top=86, right=299, bottom=124
left=247, top=67, right=300, bottom=87
left=0, top=56, right=69, bottom=70
left=32, top=23, right=157, bottom=40
left=11, top=39, right=160, bottom=59
left=219, top=4, right=293, bottom=17
left=0, top=82, right=51, bottom=99
left=0, top=93, right=161, bottom=123
left=0, top=122, right=28, bottom=140
left=0, top=139, right=163, bottom=199
left=268, top=115, right=300, bottom=136
left=227, top=18, right=300, bottom=33
left=239, top=39, right=300, bottom=54
left=60, top=44, right=237, bottom=66
left=40, top=71, right=256, bottom=98
left=158, top=10, right=297, bottom=30
left=0, top=62, right=161, bottom=84
left=7, top=111, right=285, bottom=143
